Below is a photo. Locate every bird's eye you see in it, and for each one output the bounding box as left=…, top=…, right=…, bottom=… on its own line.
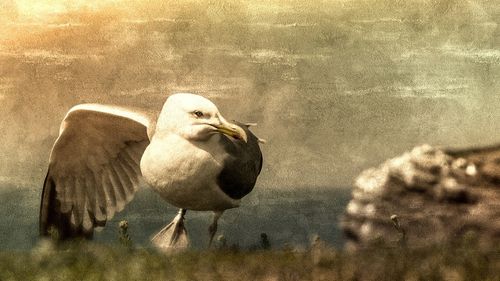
left=193, top=110, right=204, bottom=118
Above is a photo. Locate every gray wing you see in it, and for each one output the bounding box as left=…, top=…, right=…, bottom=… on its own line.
left=39, top=104, right=151, bottom=239
left=217, top=123, right=263, bottom=200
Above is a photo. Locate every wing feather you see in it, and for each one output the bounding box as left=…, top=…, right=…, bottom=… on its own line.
left=107, top=162, right=127, bottom=211
left=112, top=160, right=134, bottom=201
left=82, top=208, right=93, bottom=231
left=94, top=172, right=107, bottom=210
left=216, top=123, right=263, bottom=200
left=39, top=104, right=151, bottom=239
left=58, top=177, right=71, bottom=213
left=84, top=171, right=97, bottom=218
left=122, top=151, right=141, bottom=174
left=101, top=169, right=117, bottom=212
left=73, top=177, right=85, bottom=226
left=119, top=157, right=139, bottom=186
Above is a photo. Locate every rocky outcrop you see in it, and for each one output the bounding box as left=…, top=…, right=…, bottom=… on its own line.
left=341, top=144, right=500, bottom=250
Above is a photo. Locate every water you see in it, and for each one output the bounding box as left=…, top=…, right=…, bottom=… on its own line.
left=0, top=184, right=351, bottom=250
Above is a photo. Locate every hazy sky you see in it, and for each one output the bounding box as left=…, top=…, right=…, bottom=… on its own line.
left=1, top=0, right=499, bottom=189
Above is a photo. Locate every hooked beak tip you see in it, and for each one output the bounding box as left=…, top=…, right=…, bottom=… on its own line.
left=214, top=122, right=247, bottom=142
left=230, top=125, right=248, bottom=143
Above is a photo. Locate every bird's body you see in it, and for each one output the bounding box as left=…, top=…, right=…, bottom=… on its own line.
left=142, top=133, right=237, bottom=210
left=39, top=93, right=263, bottom=249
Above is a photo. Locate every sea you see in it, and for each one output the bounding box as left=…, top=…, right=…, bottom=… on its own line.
left=0, top=184, right=351, bottom=251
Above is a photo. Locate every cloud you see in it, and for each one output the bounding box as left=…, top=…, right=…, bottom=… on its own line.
left=1, top=0, right=500, bottom=190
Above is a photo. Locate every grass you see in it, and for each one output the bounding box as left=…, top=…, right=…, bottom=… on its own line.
left=0, top=234, right=498, bottom=281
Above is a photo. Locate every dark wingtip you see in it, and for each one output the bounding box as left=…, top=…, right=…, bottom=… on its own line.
left=39, top=169, right=94, bottom=240
left=39, top=170, right=55, bottom=237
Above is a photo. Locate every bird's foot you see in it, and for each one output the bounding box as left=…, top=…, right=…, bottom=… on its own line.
left=152, top=209, right=189, bottom=252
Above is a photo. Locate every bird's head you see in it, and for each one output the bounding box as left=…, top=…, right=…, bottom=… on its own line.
left=156, top=93, right=247, bottom=142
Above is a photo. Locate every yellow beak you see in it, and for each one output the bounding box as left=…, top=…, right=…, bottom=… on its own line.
left=213, top=117, right=247, bottom=142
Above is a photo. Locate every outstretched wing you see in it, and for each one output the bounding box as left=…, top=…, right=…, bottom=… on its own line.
left=39, top=104, right=151, bottom=239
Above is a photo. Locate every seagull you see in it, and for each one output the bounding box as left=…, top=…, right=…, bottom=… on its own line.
left=39, top=93, right=264, bottom=250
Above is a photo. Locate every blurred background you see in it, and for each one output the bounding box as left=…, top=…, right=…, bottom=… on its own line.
left=0, top=0, right=499, bottom=249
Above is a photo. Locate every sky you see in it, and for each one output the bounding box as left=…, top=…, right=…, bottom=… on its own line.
left=0, top=0, right=499, bottom=189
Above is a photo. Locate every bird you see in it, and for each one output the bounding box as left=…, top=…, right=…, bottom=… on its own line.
left=39, top=93, right=263, bottom=250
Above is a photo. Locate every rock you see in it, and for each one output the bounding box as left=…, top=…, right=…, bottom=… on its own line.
left=341, top=144, right=500, bottom=250
left=434, top=177, right=469, bottom=203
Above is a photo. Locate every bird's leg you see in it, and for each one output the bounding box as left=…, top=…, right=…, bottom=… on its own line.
left=208, top=211, right=223, bottom=248
left=152, top=208, right=189, bottom=252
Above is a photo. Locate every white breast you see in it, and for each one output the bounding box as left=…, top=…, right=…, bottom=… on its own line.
left=140, top=133, right=239, bottom=210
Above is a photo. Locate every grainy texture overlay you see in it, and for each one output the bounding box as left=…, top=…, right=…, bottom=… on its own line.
left=0, top=0, right=499, bottom=262
left=1, top=0, right=500, bottom=189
